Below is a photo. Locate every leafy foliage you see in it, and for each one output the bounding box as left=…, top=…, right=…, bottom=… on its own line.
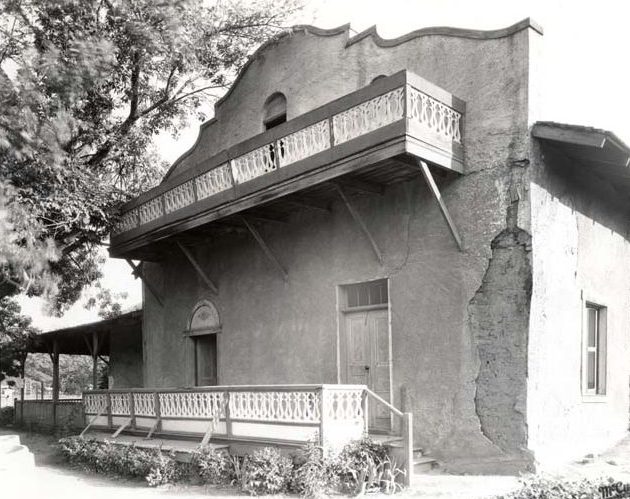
left=84, top=282, right=128, bottom=319
left=0, top=0, right=301, bottom=312
left=495, top=475, right=612, bottom=499
left=239, top=447, right=293, bottom=495
left=0, top=297, right=38, bottom=381
left=57, top=436, right=406, bottom=495
left=0, top=406, right=14, bottom=426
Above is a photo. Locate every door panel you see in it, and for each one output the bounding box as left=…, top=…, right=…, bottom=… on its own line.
left=344, top=309, right=391, bottom=430
left=195, top=334, right=217, bottom=386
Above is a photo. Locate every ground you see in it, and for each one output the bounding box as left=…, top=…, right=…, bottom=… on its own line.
left=3, top=428, right=630, bottom=498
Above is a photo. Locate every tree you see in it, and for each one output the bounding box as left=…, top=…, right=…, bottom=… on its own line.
left=0, top=297, right=39, bottom=382
left=0, top=0, right=301, bottom=312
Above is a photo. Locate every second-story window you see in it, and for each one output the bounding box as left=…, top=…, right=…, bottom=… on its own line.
left=263, top=92, right=287, bottom=130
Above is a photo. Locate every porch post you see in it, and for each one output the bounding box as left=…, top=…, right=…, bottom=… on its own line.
left=19, top=353, right=27, bottom=426
left=91, top=331, right=99, bottom=389
left=51, top=338, right=60, bottom=428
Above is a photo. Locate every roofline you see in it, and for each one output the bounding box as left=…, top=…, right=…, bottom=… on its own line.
left=532, top=121, right=630, bottom=160
left=38, top=309, right=142, bottom=338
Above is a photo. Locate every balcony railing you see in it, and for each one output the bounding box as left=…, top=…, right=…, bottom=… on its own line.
left=110, top=70, right=464, bottom=256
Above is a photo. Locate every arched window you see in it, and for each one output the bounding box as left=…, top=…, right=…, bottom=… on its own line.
left=186, top=300, right=220, bottom=386
left=188, top=300, right=221, bottom=334
left=371, top=74, right=387, bottom=84
left=263, top=92, right=287, bottom=130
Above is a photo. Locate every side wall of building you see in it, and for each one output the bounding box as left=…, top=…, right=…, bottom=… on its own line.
left=142, top=23, right=541, bottom=470
left=109, top=325, right=143, bottom=389
left=528, top=145, right=630, bottom=466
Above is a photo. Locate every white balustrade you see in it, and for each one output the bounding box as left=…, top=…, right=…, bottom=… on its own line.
left=322, top=387, right=364, bottom=424
left=195, top=164, right=233, bottom=200
left=332, top=88, right=405, bottom=145
left=407, top=86, right=462, bottom=143
left=229, top=390, right=321, bottom=423
left=164, top=180, right=196, bottom=214
left=110, top=393, right=131, bottom=415
left=137, top=197, right=164, bottom=225
left=158, top=391, right=226, bottom=419
left=133, top=392, right=156, bottom=417
left=231, top=144, right=276, bottom=184
left=83, top=393, right=108, bottom=414
left=278, top=120, right=331, bottom=167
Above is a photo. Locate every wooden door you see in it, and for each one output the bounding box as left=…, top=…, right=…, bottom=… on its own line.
left=345, top=309, right=391, bottom=430
left=195, top=334, right=217, bottom=386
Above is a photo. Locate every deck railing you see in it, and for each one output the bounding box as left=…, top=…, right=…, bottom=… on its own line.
left=83, top=384, right=366, bottom=451
left=111, top=69, right=464, bottom=244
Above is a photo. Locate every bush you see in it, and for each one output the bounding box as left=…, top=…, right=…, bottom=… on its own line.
left=239, top=447, right=293, bottom=495
left=290, top=442, right=338, bottom=498
left=0, top=406, right=14, bottom=426
left=335, top=437, right=392, bottom=494
left=496, top=476, right=612, bottom=499
left=192, top=445, right=233, bottom=485
left=58, top=436, right=181, bottom=486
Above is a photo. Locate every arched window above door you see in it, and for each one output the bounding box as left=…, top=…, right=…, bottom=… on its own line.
left=186, top=300, right=221, bottom=336
left=263, top=92, right=287, bottom=130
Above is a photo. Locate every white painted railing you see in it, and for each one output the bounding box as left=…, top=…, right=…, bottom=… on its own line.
left=83, top=384, right=366, bottom=451
left=112, top=72, right=463, bottom=236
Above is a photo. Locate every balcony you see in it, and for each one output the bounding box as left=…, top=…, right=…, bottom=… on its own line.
left=110, top=70, right=465, bottom=260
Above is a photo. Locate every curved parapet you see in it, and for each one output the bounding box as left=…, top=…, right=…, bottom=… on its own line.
left=164, top=18, right=542, bottom=181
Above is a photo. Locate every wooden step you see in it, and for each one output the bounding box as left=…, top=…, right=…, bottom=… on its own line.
left=414, top=456, right=439, bottom=473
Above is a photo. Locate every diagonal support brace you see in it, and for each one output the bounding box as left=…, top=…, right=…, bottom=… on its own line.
left=417, top=160, right=463, bottom=251
left=126, top=259, right=164, bottom=307
left=333, top=183, right=383, bottom=265
left=177, top=241, right=219, bottom=294
left=240, top=216, right=289, bottom=282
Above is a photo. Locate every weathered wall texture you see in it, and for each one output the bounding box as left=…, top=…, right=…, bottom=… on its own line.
left=109, top=325, right=143, bottom=389
left=141, top=22, right=543, bottom=471
left=528, top=146, right=630, bottom=466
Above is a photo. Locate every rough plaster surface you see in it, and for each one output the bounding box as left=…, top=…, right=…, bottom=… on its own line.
left=138, top=22, right=550, bottom=472
left=528, top=145, right=630, bottom=467
left=469, top=228, right=532, bottom=460
left=108, top=325, right=143, bottom=389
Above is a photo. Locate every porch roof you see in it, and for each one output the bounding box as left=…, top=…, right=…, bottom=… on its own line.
left=532, top=122, right=630, bottom=192
left=29, top=308, right=142, bottom=356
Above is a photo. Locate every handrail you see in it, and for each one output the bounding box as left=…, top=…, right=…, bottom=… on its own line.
left=365, top=388, right=404, bottom=418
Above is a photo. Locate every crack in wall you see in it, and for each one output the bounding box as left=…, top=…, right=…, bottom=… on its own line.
left=468, top=162, right=533, bottom=458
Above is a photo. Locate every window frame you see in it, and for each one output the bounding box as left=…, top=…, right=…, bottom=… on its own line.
left=582, top=299, right=608, bottom=400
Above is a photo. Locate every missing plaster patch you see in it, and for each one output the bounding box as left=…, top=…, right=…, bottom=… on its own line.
left=468, top=227, right=532, bottom=454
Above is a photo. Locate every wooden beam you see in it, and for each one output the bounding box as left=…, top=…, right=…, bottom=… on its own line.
left=92, top=332, right=99, bottom=389
left=51, top=337, right=59, bottom=427
left=112, top=417, right=132, bottom=438
left=333, top=184, right=383, bottom=265
left=125, top=259, right=164, bottom=307
left=333, top=177, right=384, bottom=196
left=283, top=197, right=330, bottom=214
left=176, top=241, right=219, bottom=294
left=240, top=216, right=289, bottom=281
left=417, top=160, right=463, bottom=251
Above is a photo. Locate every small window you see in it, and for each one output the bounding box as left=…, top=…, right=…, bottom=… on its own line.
left=583, top=303, right=607, bottom=395
left=263, top=92, right=287, bottom=130
left=371, top=74, right=387, bottom=84
left=344, top=279, right=388, bottom=309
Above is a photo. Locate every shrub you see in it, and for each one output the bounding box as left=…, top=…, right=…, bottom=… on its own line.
left=334, top=437, right=401, bottom=495
left=239, top=447, right=293, bottom=495
left=0, top=406, right=14, bottom=426
left=192, top=445, right=233, bottom=485
left=58, top=436, right=181, bottom=486
left=290, top=442, right=338, bottom=498
left=496, top=475, right=612, bottom=499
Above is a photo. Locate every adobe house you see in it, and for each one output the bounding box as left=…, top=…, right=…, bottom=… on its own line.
left=80, top=18, right=630, bottom=475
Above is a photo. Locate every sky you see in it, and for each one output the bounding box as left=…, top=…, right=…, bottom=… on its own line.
left=18, top=0, right=630, bottom=330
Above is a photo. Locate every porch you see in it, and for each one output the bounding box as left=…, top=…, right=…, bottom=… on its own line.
left=79, top=384, right=418, bottom=485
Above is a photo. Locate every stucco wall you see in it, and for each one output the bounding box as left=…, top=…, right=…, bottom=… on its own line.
left=528, top=146, right=630, bottom=466
left=109, top=325, right=143, bottom=389
left=140, top=21, right=544, bottom=470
